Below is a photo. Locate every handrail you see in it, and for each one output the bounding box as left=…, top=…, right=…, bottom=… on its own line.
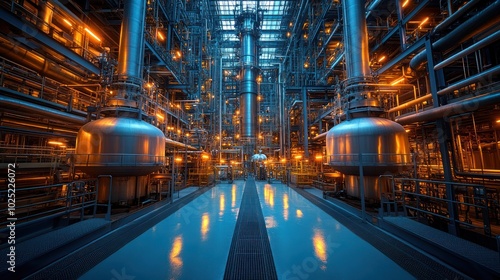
left=381, top=177, right=492, bottom=236
left=0, top=179, right=98, bottom=227
left=73, top=153, right=166, bottom=166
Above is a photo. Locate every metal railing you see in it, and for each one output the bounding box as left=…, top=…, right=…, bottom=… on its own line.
left=380, top=177, right=492, bottom=236
left=329, top=153, right=413, bottom=166
left=0, top=179, right=99, bottom=227
left=73, top=154, right=166, bottom=167
left=0, top=145, right=65, bottom=165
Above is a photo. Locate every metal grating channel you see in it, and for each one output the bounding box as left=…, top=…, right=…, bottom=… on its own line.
left=224, top=179, right=277, bottom=280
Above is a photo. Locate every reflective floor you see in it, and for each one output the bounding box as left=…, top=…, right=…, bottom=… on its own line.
left=80, top=181, right=414, bottom=279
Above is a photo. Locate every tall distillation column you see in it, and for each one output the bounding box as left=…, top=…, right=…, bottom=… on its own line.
left=235, top=10, right=261, bottom=160
left=75, top=0, right=165, bottom=204
left=326, top=0, right=412, bottom=201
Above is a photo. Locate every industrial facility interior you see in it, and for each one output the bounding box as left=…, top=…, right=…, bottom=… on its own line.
left=1, top=0, right=500, bottom=278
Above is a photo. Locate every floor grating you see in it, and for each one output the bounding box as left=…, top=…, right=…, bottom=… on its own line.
left=224, top=179, right=277, bottom=280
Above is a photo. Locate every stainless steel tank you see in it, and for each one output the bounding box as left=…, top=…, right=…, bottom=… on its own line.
left=326, top=117, right=412, bottom=176
left=74, top=117, right=165, bottom=176
left=344, top=175, right=392, bottom=202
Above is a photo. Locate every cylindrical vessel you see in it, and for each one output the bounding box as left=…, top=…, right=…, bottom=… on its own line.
left=344, top=175, right=392, bottom=201
left=74, top=117, right=165, bottom=176
left=97, top=175, right=149, bottom=204
left=326, top=117, right=412, bottom=176
left=237, top=11, right=260, bottom=139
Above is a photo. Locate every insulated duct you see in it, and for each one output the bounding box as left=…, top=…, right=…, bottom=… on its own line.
left=236, top=10, right=260, bottom=139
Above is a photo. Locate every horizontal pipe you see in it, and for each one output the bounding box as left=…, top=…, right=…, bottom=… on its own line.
left=0, top=95, right=87, bottom=124
left=312, top=132, right=327, bottom=141
left=165, top=138, right=198, bottom=151
left=410, top=1, right=500, bottom=69
left=433, top=0, right=482, bottom=34
left=395, top=92, right=500, bottom=125
left=1, top=119, right=78, bottom=134
left=437, top=64, right=500, bottom=96
left=388, top=94, right=433, bottom=113
left=434, top=29, right=500, bottom=70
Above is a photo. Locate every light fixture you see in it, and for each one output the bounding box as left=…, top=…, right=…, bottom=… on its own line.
left=402, top=0, right=409, bottom=8
left=63, top=19, right=72, bottom=27
left=418, top=17, right=429, bottom=29
left=391, top=77, right=405, bottom=85
left=84, top=27, right=101, bottom=42
left=157, top=31, right=165, bottom=41
left=378, top=55, right=386, bottom=63
left=48, top=141, right=64, bottom=146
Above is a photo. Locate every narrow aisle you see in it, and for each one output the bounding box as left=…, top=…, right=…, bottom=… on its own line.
left=256, top=181, right=415, bottom=280
left=224, top=178, right=277, bottom=280
left=79, top=182, right=245, bottom=280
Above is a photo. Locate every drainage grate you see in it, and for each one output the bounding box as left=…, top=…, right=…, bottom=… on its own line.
left=224, top=179, right=277, bottom=280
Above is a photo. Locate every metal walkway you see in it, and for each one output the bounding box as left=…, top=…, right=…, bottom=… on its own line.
left=294, top=186, right=472, bottom=280
left=224, top=178, right=277, bottom=280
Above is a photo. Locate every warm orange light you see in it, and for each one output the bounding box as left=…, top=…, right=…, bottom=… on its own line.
left=63, top=19, right=72, bottom=27
left=176, top=50, right=182, bottom=58
left=294, top=155, right=303, bottom=159
left=402, top=0, right=409, bottom=8
left=419, top=17, right=429, bottom=29
left=48, top=141, right=64, bottom=146
left=378, top=55, right=386, bottom=63
left=201, top=154, right=210, bottom=160
left=391, top=77, right=405, bottom=85
left=496, top=119, right=500, bottom=123
left=156, top=113, right=164, bottom=120
left=157, top=31, right=165, bottom=41
left=175, top=157, right=182, bottom=162
left=315, top=154, right=323, bottom=161
left=84, top=27, right=101, bottom=42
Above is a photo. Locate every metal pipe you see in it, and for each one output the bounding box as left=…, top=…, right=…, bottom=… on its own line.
left=437, top=64, right=500, bottom=96
left=395, top=92, right=500, bottom=125
left=433, top=0, right=482, bottom=34
left=0, top=38, right=87, bottom=85
left=387, top=94, right=432, bottom=113
left=237, top=11, right=260, bottom=139
left=410, top=1, right=500, bottom=69
left=117, top=0, right=146, bottom=82
left=434, top=29, right=500, bottom=70
left=342, top=0, right=371, bottom=81
left=0, top=95, right=87, bottom=124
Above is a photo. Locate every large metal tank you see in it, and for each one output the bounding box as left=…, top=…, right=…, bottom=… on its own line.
left=326, top=117, right=412, bottom=200
left=326, top=117, right=412, bottom=176
left=74, top=117, right=165, bottom=176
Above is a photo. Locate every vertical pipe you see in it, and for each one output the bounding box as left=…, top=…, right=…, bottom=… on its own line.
left=116, top=0, right=146, bottom=90
left=302, top=87, right=309, bottom=158
left=237, top=11, right=260, bottom=139
left=342, top=0, right=371, bottom=82
left=219, top=56, right=223, bottom=163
